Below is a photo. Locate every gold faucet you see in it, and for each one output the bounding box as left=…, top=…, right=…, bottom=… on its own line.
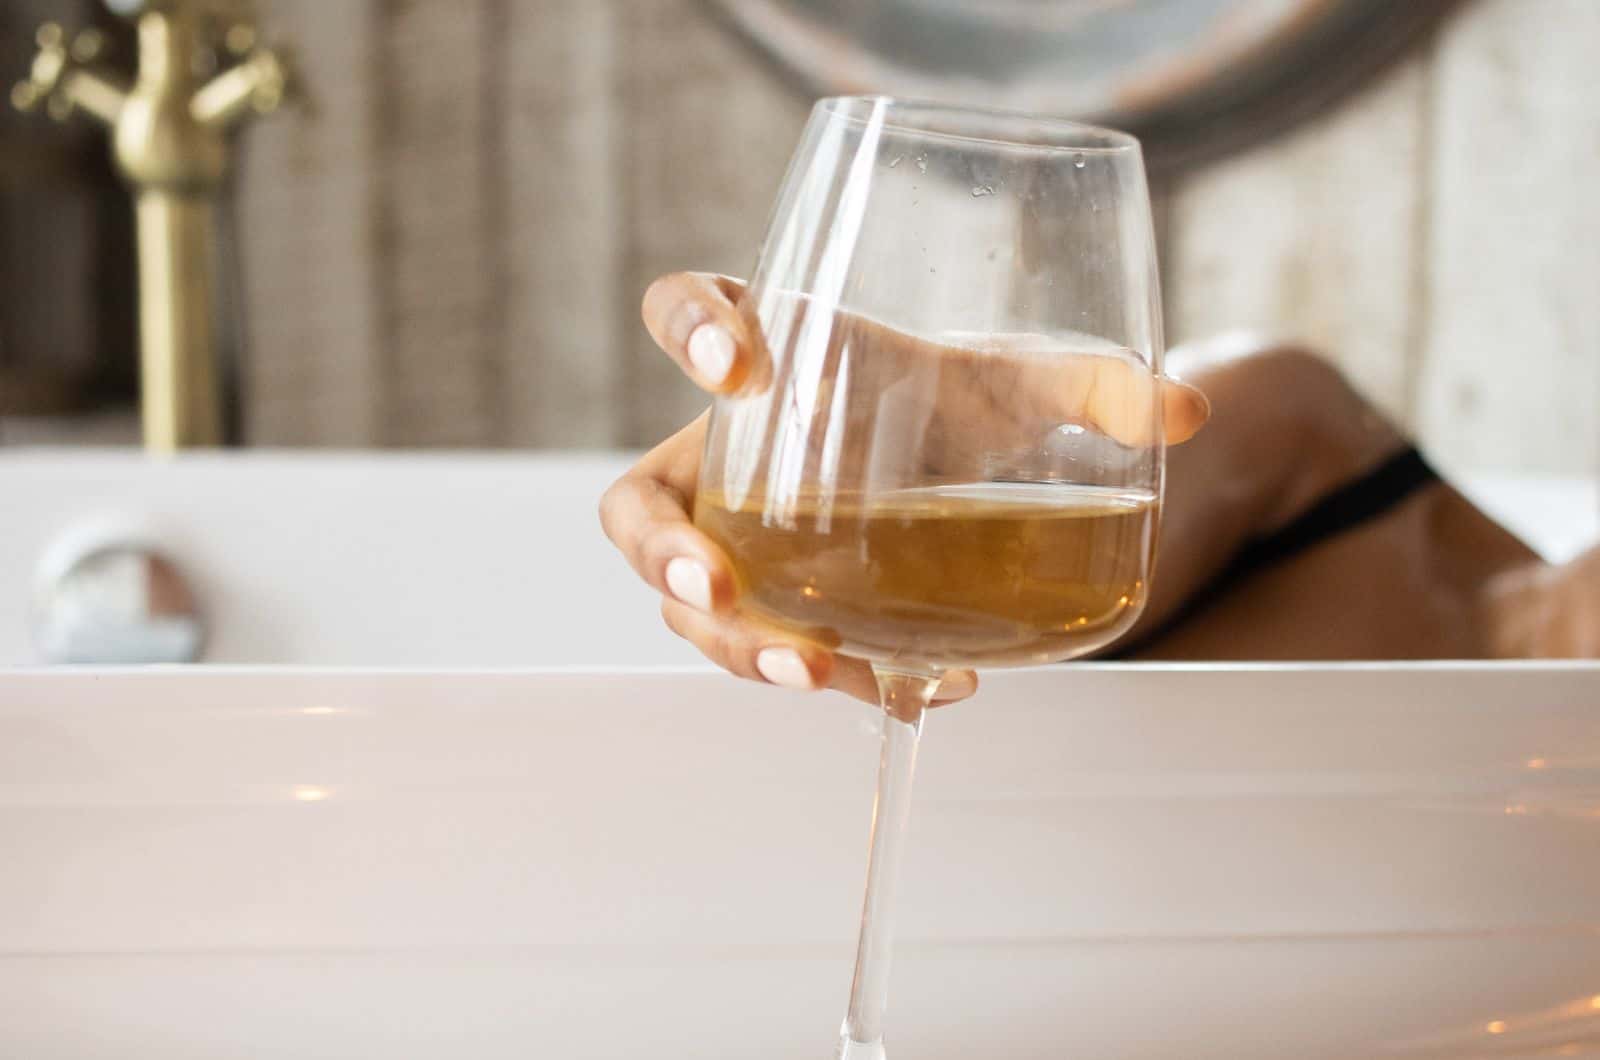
left=12, top=0, right=290, bottom=451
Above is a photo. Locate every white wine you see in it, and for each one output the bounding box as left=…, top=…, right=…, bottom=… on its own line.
left=695, top=482, right=1156, bottom=667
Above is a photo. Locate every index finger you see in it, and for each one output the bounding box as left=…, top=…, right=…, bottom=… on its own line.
left=641, top=272, right=760, bottom=394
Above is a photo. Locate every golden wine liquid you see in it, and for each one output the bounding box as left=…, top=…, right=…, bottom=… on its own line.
left=695, top=482, right=1156, bottom=668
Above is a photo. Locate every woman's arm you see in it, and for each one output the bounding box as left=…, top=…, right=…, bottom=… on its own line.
left=1124, top=333, right=1539, bottom=659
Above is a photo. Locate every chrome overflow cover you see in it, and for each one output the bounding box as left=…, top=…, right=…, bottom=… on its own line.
left=32, top=523, right=205, bottom=664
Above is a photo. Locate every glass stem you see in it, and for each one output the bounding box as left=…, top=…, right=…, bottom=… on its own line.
left=837, top=666, right=942, bottom=1060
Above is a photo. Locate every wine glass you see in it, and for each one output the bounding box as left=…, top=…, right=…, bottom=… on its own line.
left=694, top=96, right=1165, bottom=1059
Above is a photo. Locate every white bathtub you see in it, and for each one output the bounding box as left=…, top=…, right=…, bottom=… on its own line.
left=0, top=450, right=696, bottom=667
left=1, top=450, right=1594, bottom=667
left=3, top=451, right=1598, bottom=1058
left=5, top=665, right=1600, bottom=1059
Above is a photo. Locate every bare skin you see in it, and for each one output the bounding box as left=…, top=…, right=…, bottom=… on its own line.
left=600, top=273, right=1598, bottom=704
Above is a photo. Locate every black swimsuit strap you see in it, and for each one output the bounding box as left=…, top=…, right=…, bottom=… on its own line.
left=1106, top=446, right=1440, bottom=659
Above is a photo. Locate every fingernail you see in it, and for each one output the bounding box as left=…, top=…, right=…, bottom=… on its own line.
left=687, top=323, right=736, bottom=386
left=665, top=557, right=713, bottom=612
left=757, top=647, right=817, bottom=690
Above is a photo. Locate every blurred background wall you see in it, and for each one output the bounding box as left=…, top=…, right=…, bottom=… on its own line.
left=3, top=0, right=1597, bottom=482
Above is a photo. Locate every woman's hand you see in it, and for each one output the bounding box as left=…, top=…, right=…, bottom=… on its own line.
left=1483, top=544, right=1600, bottom=658
left=600, top=272, right=1211, bottom=704
left=639, top=272, right=1211, bottom=447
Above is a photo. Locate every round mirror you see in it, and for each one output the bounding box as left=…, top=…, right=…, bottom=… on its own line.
left=705, top=0, right=1457, bottom=172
